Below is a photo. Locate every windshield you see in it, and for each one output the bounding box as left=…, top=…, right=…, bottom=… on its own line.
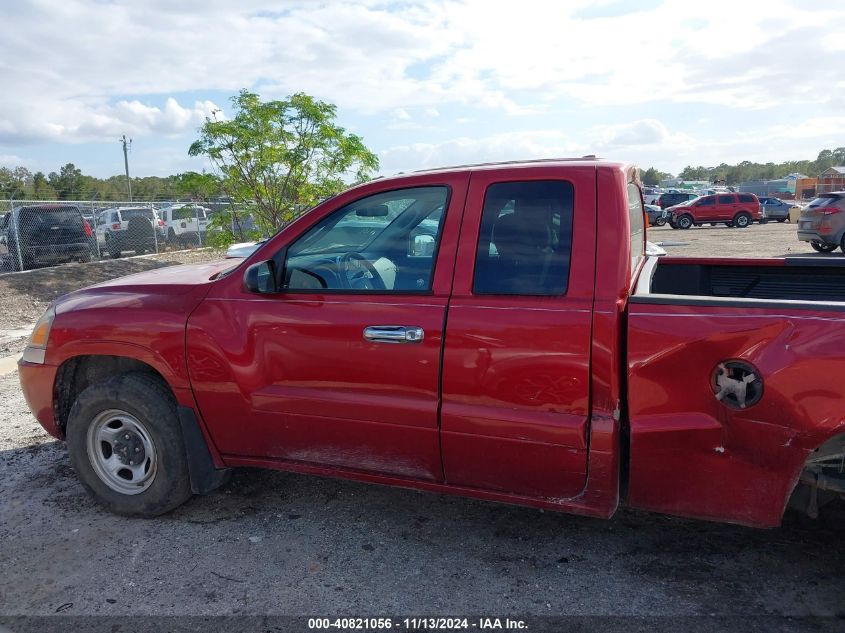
left=19, top=208, right=81, bottom=224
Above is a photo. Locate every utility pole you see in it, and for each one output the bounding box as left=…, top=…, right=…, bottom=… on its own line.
left=121, top=135, right=133, bottom=201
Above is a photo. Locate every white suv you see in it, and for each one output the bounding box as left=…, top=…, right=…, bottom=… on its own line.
left=159, top=204, right=209, bottom=246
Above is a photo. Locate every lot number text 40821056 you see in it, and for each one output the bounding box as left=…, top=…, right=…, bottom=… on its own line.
left=307, top=617, right=528, bottom=630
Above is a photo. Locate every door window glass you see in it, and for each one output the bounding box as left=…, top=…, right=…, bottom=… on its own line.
left=717, top=195, right=734, bottom=204
left=473, top=180, right=574, bottom=296
left=698, top=197, right=715, bottom=206
left=283, top=186, right=449, bottom=292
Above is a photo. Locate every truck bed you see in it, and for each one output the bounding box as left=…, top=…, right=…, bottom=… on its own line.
left=625, top=255, right=845, bottom=527
left=642, top=257, right=845, bottom=303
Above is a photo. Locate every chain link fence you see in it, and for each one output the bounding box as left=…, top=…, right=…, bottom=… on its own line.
left=0, top=199, right=259, bottom=273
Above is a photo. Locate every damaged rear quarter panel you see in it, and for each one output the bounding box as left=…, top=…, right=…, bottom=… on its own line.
left=626, top=304, right=845, bottom=527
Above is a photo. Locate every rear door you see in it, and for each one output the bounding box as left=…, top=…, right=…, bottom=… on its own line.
left=440, top=167, right=596, bottom=499
left=716, top=194, right=735, bottom=220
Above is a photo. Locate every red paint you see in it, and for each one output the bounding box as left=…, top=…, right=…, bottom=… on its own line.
left=627, top=303, right=845, bottom=527
left=18, top=159, right=844, bottom=527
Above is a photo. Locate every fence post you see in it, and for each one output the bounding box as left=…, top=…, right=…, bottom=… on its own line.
left=197, top=205, right=203, bottom=247
left=152, top=204, right=159, bottom=254
left=91, top=193, right=101, bottom=259
left=9, top=192, right=24, bottom=272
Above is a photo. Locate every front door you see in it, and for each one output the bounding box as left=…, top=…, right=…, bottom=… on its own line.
left=188, top=175, right=469, bottom=480
left=440, top=168, right=596, bottom=499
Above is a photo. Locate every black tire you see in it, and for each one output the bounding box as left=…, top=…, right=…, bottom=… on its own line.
left=676, top=214, right=693, bottom=229
left=810, top=240, right=838, bottom=253
left=654, top=217, right=666, bottom=226
left=106, top=236, right=121, bottom=259
left=734, top=212, right=751, bottom=228
left=167, top=228, right=177, bottom=244
left=759, top=219, right=769, bottom=224
left=670, top=223, right=679, bottom=229
left=725, top=222, right=734, bottom=227
left=777, top=218, right=787, bottom=223
left=66, top=372, right=192, bottom=517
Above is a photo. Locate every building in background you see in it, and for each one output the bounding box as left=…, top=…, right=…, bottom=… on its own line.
left=738, top=173, right=811, bottom=200
left=817, top=166, right=845, bottom=194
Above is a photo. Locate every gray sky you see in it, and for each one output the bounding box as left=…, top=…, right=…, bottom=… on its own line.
left=1, top=0, right=843, bottom=178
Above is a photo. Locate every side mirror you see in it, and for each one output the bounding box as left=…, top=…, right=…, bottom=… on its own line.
left=244, top=260, right=276, bottom=294
left=411, top=233, right=435, bottom=257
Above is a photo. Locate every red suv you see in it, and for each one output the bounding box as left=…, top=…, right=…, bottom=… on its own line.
left=669, top=193, right=762, bottom=229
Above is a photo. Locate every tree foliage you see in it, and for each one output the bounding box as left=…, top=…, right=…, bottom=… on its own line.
left=640, top=167, right=672, bottom=186
left=189, top=90, right=379, bottom=231
left=676, top=148, right=845, bottom=185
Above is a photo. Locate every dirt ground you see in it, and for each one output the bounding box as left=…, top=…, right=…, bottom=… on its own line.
left=1, top=227, right=844, bottom=628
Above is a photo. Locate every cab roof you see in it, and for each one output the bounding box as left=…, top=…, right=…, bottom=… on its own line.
left=404, top=156, right=629, bottom=177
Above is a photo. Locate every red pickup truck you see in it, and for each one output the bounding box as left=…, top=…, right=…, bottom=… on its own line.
left=18, top=159, right=845, bottom=527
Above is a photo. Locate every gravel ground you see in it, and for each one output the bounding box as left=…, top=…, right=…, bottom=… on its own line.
left=1, top=226, right=844, bottom=627
left=648, top=221, right=827, bottom=259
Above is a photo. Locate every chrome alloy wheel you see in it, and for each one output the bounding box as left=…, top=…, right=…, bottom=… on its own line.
left=86, top=409, right=157, bottom=495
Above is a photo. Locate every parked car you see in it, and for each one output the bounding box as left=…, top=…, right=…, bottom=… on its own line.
left=796, top=191, right=845, bottom=253
left=758, top=197, right=799, bottom=223
left=18, top=158, right=845, bottom=528
left=642, top=187, right=662, bottom=205
left=159, top=204, right=209, bottom=246
left=645, top=204, right=667, bottom=226
left=0, top=205, right=92, bottom=272
left=94, top=207, right=167, bottom=258
left=669, top=193, right=762, bottom=229
left=657, top=191, right=698, bottom=209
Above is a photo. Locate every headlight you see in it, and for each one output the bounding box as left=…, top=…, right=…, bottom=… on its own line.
left=22, top=305, right=55, bottom=364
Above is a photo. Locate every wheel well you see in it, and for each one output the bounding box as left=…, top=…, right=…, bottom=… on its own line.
left=54, top=355, right=170, bottom=431
left=787, top=432, right=845, bottom=519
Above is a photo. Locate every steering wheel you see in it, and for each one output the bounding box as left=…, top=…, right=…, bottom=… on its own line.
left=339, top=252, right=385, bottom=290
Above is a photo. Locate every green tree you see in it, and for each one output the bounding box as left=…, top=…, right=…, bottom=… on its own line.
left=0, top=166, right=31, bottom=197
left=174, top=171, right=222, bottom=202
left=189, top=90, right=379, bottom=231
left=48, top=163, right=83, bottom=199
left=31, top=172, right=55, bottom=199
left=641, top=167, right=671, bottom=186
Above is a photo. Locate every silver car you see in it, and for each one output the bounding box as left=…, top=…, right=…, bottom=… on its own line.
left=797, top=192, right=845, bottom=253
left=758, top=197, right=798, bottom=223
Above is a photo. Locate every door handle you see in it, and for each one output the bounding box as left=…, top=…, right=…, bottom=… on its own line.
left=363, top=325, right=425, bottom=344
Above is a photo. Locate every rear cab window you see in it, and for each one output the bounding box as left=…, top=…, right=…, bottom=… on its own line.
left=473, top=180, right=574, bottom=296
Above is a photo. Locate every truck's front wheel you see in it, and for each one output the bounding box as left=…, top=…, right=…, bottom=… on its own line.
left=66, top=373, right=192, bottom=517
left=676, top=214, right=693, bottom=229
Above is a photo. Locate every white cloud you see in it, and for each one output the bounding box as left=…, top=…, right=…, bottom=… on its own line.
left=0, top=0, right=843, bottom=175
left=0, top=155, right=31, bottom=168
